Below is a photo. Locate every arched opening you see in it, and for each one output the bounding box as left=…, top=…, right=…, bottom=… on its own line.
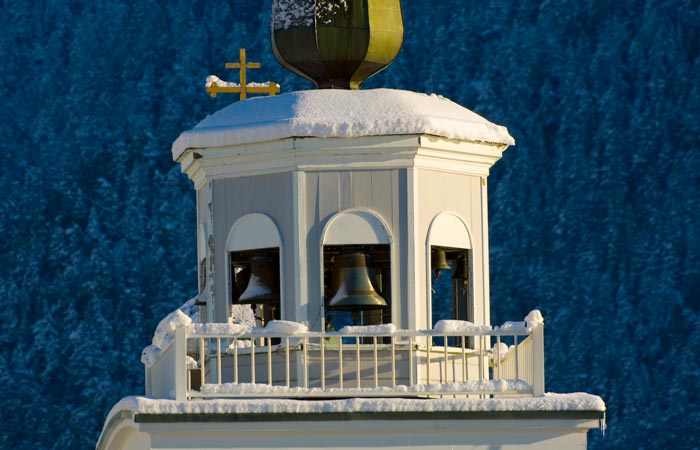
left=427, top=213, right=473, bottom=345
left=321, top=210, right=393, bottom=331
left=226, top=214, right=283, bottom=325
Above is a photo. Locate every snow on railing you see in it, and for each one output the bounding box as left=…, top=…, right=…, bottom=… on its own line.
left=144, top=311, right=545, bottom=401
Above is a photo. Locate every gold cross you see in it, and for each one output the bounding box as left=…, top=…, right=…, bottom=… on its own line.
left=206, top=48, right=281, bottom=100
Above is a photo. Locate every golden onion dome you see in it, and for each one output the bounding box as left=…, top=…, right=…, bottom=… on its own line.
left=271, top=0, right=403, bottom=89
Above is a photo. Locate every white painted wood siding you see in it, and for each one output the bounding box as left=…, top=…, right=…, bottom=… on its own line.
left=415, top=169, right=487, bottom=329
left=303, top=169, right=406, bottom=330
left=212, top=173, right=295, bottom=323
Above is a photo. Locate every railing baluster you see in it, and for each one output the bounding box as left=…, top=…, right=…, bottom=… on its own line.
left=217, top=337, right=222, bottom=384
left=391, top=336, right=396, bottom=386
left=461, top=336, right=467, bottom=382
left=285, top=337, right=290, bottom=388
left=233, top=338, right=239, bottom=384
left=514, top=334, right=519, bottom=380
left=373, top=336, right=378, bottom=388
left=495, top=335, right=501, bottom=380
left=303, top=337, right=308, bottom=389
left=478, top=335, right=484, bottom=382
left=443, top=334, right=448, bottom=384
left=199, top=338, right=205, bottom=387
left=251, top=338, right=256, bottom=384
left=427, top=335, right=431, bottom=384
left=409, top=336, right=414, bottom=386
left=356, top=336, right=361, bottom=389
left=321, top=335, right=326, bottom=390
left=267, top=337, right=272, bottom=386
left=465, top=337, right=470, bottom=387
left=479, top=335, right=485, bottom=399
left=339, top=337, right=344, bottom=389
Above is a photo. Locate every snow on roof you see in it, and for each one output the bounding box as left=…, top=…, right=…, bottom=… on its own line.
left=107, top=393, right=605, bottom=418
left=171, top=89, right=515, bottom=160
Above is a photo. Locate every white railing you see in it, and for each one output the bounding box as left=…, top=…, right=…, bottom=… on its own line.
left=144, top=324, right=189, bottom=401
left=145, top=317, right=545, bottom=401
left=492, top=322, right=545, bottom=396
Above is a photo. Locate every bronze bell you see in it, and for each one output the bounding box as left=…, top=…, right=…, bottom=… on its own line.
left=452, top=255, right=469, bottom=293
left=452, top=256, right=468, bottom=281
left=327, top=252, right=387, bottom=311
left=233, top=266, right=251, bottom=302
left=238, top=253, right=280, bottom=305
left=431, top=248, right=451, bottom=280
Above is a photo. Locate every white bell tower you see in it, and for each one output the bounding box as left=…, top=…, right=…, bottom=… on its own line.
left=97, top=3, right=605, bottom=446
left=173, top=88, right=513, bottom=334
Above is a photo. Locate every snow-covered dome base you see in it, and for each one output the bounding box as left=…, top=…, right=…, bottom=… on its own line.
left=172, top=89, right=514, bottom=160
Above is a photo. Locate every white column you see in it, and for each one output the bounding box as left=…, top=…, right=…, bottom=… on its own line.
left=292, top=171, right=308, bottom=324
left=173, top=327, right=187, bottom=401
left=480, top=176, right=490, bottom=327
left=405, top=167, right=421, bottom=330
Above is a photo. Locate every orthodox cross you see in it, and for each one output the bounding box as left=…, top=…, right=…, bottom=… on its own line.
left=206, top=48, right=281, bottom=100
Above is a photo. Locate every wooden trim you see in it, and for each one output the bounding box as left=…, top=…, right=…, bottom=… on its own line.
left=225, top=213, right=282, bottom=251
left=178, top=135, right=507, bottom=190
left=480, top=176, right=490, bottom=327
left=292, top=171, right=307, bottom=324
left=135, top=410, right=604, bottom=424
left=96, top=410, right=137, bottom=450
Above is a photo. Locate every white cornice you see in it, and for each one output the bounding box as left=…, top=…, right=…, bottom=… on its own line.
left=178, top=135, right=509, bottom=190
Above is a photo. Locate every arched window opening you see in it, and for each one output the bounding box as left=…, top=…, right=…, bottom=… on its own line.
left=324, top=244, right=391, bottom=330
left=321, top=210, right=393, bottom=332
left=427, top=213, right=473, bottom=347
left=227, top=214, right=283, bottom=326
left=430, top=246, right=471, bottom=322
left=430, top=246, right=472, bottom=347
left=230, top=247, right=281, bottom=326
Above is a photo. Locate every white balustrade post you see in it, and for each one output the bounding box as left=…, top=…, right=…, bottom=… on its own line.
left=145, top=366, right=152, bottom=397
left=174, top=326, right=188, bottom=401
left=531, top=323, right=545, bottom=396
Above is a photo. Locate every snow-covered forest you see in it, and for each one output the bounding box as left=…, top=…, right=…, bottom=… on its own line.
left=1, top=0, right=698, bottom=448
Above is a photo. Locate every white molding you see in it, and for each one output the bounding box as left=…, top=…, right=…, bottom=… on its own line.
left=321, top=209, right=393, bottom=245
left=99, top=409, right=598, bottom=450
left=425, top=212, right=473, bottom=249
left=178, top=135, right=508, bottom=190
left=136, top=417, right=597, bottom=449
left=226, top=213, right=282, bottom=252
